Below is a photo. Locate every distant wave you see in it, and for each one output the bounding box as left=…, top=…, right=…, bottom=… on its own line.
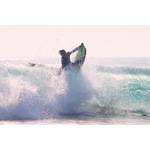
left=97, top=66, right=150, bottom=76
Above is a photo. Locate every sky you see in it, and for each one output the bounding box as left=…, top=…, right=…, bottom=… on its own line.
left=0, top=25, right=150, bottom=58
left=0, top=1, right=150, bottom=58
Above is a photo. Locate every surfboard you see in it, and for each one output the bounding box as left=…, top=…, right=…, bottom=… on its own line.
left=73, top=43, right=86, bottom=70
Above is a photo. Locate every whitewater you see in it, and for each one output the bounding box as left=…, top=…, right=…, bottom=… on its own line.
left=0, top=57, right=150, bottom=124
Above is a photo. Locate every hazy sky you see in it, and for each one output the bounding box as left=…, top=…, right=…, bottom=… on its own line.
left=0, top=25, right=150, bottom=58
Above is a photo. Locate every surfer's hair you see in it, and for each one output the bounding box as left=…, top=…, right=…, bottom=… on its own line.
left=59, top=50, right=66, bottom=54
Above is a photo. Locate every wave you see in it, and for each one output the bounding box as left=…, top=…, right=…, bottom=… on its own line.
left=0, top=63, right=150, bottom=120
left=97, top=66, right=150, bottom=76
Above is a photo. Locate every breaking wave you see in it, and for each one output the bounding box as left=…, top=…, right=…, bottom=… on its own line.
left=0, top=58, right=150, bottom=120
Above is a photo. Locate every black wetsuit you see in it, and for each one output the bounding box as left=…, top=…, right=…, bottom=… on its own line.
left=60, top=44, right=84, bottom=70
left=61, top=52, right=71, bottom=69
left=61, top=46, right=81, bottom=69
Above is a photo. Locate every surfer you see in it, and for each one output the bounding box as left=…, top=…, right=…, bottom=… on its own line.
left=59, top=43, right=84, bottom=70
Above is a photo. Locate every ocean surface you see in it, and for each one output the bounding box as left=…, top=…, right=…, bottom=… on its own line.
left=0, top=57, right=150, bottom=124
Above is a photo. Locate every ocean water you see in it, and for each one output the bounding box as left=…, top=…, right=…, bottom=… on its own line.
left=0, top=57, right=150, bottom=124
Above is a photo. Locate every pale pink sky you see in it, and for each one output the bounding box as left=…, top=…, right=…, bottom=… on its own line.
left=0, top=25, right=150, bottom=58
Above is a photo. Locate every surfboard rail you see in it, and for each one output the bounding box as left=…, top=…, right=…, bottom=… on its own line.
left=73, top=43, right=86, bottom=70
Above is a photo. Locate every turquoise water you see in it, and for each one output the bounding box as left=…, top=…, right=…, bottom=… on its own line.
left=0, top=57, right=150, bottom=124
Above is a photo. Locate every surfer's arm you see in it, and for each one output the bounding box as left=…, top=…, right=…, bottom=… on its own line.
left=69, top=43, right=83, bottom=54
left=69, top=47, right=79, bottom=54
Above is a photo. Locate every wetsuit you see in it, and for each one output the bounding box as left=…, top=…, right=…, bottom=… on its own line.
left=61, top=52, right=71, bottom=69
left=61, top=47, right=79, bottom=69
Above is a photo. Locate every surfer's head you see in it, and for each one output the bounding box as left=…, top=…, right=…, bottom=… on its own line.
left=59, top=50, right=66, bottom=56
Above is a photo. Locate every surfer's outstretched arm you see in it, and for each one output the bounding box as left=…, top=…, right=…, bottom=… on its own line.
left=69, top=43, right=84, bottom=54
left=69, top=47, right=79, bottom=54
